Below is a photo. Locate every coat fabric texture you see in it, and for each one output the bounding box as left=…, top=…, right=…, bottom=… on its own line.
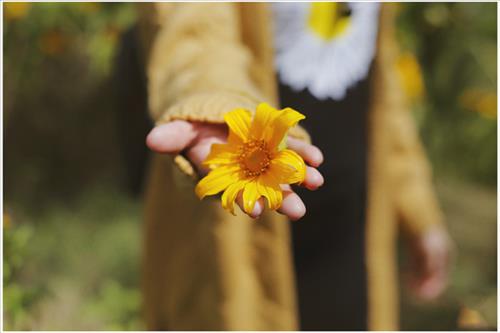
left=137, top=3, right=444, bottom=330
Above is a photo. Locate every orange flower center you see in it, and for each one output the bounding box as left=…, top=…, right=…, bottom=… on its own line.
left=238, top=140, right=271, bottom=177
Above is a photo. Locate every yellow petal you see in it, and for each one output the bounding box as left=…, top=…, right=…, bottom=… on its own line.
left=224, top=108, right=252, bottom=142
left=221, top=180, right=248, bottom=215
left=267, top=160, right=297, bottom=183
left=257, top=173, right=283, bottom=210
left=203, top=143, right=238, bottom=168
left=242, top=181, right=260, bottom=214
left=270, top=149, right=306, bottom=184
left=227, top=131, right=243, bottom=145
left=251, top=103, right=280, bottom=140
left=267, top=108, right=306, bottom=151
left=195, top=165, right=241, bottom=199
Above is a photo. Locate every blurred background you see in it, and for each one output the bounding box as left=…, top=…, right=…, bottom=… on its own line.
left=3, top=2, right=497, bottom=330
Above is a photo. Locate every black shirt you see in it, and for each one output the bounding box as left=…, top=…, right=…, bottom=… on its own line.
left=278, top=71, right=372, bottom=330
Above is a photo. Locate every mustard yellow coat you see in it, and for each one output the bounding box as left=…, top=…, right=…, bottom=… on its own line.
left=138, top=3, right=444, bottom=330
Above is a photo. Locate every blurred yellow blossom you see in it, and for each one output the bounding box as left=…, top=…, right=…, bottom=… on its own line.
left=4, top=211, right=12, bottom=229
left=105, top=26, right=120, bottom=44
left=457, top=306, right=488, bottom=330
left=78, top=2, right=101, bottom=14
left=39, top=30, right=66, bottom=56
left=396, top=52, right=425, bottom=102
left=4, top=2, right=31, bottom=21
left=459, top=88, right=497, bottom=119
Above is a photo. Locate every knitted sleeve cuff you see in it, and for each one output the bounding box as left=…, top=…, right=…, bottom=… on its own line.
left=155, top=91, right=311, bottom=178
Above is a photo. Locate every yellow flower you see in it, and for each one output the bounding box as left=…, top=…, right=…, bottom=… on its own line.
left=78, top=2, right=101, bottom=14
left=396, top=52, right=425, bottom=101
left=460, top=88, right=497, bottom=119
left=458, top=306, right=488, bottom=330
left=39, top=30, right=66, bottom=56
left=308, top=2, right=351, bottom=40
left=4, top=3, right=31, bottom=21
left=195, top=103, right=307, bottom=215
left=3, top=212, right=11, bottom=229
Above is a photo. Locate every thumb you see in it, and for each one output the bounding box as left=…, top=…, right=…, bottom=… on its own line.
left=146, top=120, right=198, bottom=154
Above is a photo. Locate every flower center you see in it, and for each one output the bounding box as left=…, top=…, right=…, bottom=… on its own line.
left=308, top=2, right=351, bottom=40
left=238, top=140, right=271, bottom=177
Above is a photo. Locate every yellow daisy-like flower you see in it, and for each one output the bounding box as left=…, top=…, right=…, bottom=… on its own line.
left=396, top=52, right=425, bottom=101
left=4, top=3, right=31, bottom=21
left=195, top=103, right=307, bottom=215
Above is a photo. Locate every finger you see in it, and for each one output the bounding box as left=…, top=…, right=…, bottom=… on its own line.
left=236, top=194, right=265, bottom=219
left=287, top=137, right=324, bottom=167
left=416, top=270, right=447, bottom=300
left=278, top=185, right=306, bottom=221
left=421, top=230, right=451, bottom=277
left=302, top=166, right=324, bottom=191
left=187, top=123, right=229, bottom=174
left=146, top=120, right=198, bottom=154
left=421, top=248, right=449, bottom=299
left=409, top=231, right=451, bottom=300
left=187, top=136, right=226, bottom=175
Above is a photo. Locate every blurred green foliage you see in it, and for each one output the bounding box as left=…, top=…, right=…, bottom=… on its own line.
left=397, top=2, right=497, bottom=186
left=3, top=216, right=44, bottom=329
left=4, top=2, right=135, bottom=77
left=4, top=188, right=143, bottom=330
left=4, top=3, right=137, bottom=212
left=3, top=2, right=497, bottom=331
left=4, top=3, right=142, bottom=330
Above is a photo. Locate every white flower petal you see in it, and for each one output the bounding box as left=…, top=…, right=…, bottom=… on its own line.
left=273, top=3, right=380, bottom=101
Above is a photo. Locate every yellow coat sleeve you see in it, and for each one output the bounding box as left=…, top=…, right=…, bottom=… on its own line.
left=379, top=4, right=445, bottom=235
left=138, top=3, right=309, bottom=177
left=390, top=101, right=445, bottom=236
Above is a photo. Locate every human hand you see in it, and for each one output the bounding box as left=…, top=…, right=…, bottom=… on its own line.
left=406, top=224, right=453, bottom=301
left=146, top=120, right=324, bottom=220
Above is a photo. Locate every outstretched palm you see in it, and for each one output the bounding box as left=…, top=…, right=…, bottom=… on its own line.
left=146, top=120, right=324, bottom=220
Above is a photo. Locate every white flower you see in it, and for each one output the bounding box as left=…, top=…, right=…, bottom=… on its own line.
left=273, top=2, right=380, bottom=101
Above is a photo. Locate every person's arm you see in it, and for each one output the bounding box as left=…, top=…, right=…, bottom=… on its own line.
left=389, top=73, right=452, bottom=300
left=377, top=3, right=452, bottom=300
left=146, top=4, right=265, bottom=122
left=138, top=3, right=324, bottom=219
left=390, top=100, right=444, bottom=236
left=144, top=3, right=309, bottom=163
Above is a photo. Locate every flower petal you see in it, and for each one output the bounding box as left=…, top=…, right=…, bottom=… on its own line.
left=251, top=103, right=280, bottom=140
left=257, top=173, right=283, bottom=210
left=195, top=165, right=241, bottom=199
left=267, top=108, right=306, bottom=151
left=203, top=143, right=238, bottom=168
left=270, top=149, right=306, bottom=184
left=224, top=108, right=252, bottom=142
left=242, top=181, right=260, bottom=214
left=267, top=160, right=297, bottom=183
left=221, top=180, right=248, bottom=215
